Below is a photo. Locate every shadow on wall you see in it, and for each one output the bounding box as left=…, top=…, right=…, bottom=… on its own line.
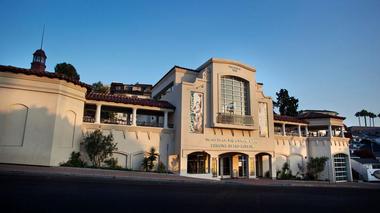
left=0, top=104, right=81, bottom=166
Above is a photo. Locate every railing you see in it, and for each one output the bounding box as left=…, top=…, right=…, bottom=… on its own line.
left=83, top=117, right=173, bottom=128
left=216, top=113, right=254, bottom=126
left=136, top=121, right=164, bottom=128
left=83, top=116, right=95, bottom=123
left=101, top=118, right=130, bottom=125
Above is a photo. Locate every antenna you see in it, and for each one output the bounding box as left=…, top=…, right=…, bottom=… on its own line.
left=40, top=24, right=45, bottom=49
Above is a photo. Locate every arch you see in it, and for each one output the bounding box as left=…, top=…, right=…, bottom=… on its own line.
left=112, top=151, right=128, bottom=168
left=0, top=104, right=29, bottom=146
left=275, top=154, right=288, bottom=172
left=218, top=152, right=249, bottom=178
left=255, top=152, right=272, bottom=178
left=187, top=151, right=210, bottom=174
left=288, top=153, right=304, bottom=176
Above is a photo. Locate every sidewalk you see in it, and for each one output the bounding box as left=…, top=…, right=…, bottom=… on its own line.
left=224, top=178, right=380, bottom=189
left=0, top=163, right=215, bottom=184
left=1, top=164, right=379, bottom=189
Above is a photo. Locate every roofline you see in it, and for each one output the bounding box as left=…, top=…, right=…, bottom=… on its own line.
left=152, top=65, right=197, bottom=89
left=0, top=65, right=91, bottom=90
left=196, top=58, right=256, bottom=72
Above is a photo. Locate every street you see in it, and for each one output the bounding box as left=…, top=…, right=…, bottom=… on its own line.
left=0, top=173, right=379, bottom=213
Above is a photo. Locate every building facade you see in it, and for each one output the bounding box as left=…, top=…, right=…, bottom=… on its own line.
left=0, top=50, right=352, bottom=182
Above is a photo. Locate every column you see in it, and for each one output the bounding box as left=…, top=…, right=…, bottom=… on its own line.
left=328, top=125, right=333, bottom=137
left=282, top=123, right=286, bottom=136
left=132, top=108, right=137, bottom=126
left=305, top=126, right=309, bottom=137
left=298, top=125, right=302, bottom=137
left=95, top=103, right=101, bottom=124
left=341, top=126, right=345, bottom=138
left=164, top=111, right=168, bottom=128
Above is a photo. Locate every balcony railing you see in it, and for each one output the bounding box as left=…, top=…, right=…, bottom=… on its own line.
left=83, top=116, right=95, bottom=123
left=216, top=113, right=254, bottom=126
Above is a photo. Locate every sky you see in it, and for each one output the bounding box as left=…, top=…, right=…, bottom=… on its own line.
left=0, top=0, right=379, bottom=126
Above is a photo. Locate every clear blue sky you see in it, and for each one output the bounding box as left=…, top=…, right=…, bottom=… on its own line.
left=1, top=0, right=379, bottom=126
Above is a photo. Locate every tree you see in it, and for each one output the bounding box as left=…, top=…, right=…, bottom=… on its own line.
left=82, top=129, right=117, bottom=167
left=274, top=89, right=299, bottom=116
left=142, top=147, right=159, bottom=171
left=359, top=109, right=369, bottom=127
left=92, top=81, right=109, bottom=93
left=306, top=157, right=328, bottom=180
left=368, top=112, right=376, bottom=127
left=55, top=62, right=80, bottom=80
left=355, top=112, right=361, bottom=126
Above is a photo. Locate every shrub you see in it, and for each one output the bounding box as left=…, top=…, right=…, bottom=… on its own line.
left=104, top=157, right=122, bottom=169
left=277, top=162, right=293, bottom=179
left=82, top=130, right=117, bottom=167
left=156, top=161, right=166, bottom=173
left=306, top=157, right=328, bottom=180
left=60, top=152, right=87, bottom=167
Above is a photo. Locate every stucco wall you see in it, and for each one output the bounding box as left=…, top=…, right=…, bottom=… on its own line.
left=0, top=72, right=86, bottom=166
left=81, top=123, right=175, bottom=170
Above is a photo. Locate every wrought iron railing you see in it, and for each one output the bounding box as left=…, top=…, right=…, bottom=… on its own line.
left=216, top=113, right=254, bottom=126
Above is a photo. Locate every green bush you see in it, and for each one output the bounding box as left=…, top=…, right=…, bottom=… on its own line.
left=82, top=130, right=117, bottom=167
left=277, top=162, right=293, bottom=179
left=60, top=152, right=87, bottom=167
left=306, top=157, right=328, bottom=180
left=156, top=161, right=166, bottom=173
left=104, top=157, right=122, bottom=169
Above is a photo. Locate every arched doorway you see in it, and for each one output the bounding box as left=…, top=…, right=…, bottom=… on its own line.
left=333, top=153, right=349, bottom=182
left=219, top=152, right=249, bottom=179
left=256, top=153, right=272, bottom=178
left=187, top=152, right=210, bottom=174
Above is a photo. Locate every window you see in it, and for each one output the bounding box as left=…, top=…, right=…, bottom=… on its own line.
left=220, top=76, right=250, bottom=115
left=334, top=153, right=348, bottom=182
left=187, top=152, right=210, bottom=174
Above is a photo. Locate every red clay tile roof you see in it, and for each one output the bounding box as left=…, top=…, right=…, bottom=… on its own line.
left=274, top=114, right=309, bottom=124
left=297, top=112, right=345, bottom=120
left=86, top=92, right=175, bottom=109
left=0, top=65, right=91, bottom=89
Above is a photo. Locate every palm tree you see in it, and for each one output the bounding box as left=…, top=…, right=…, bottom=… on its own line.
left=369, top=112, right=376, bottom=127
left=360, top=109, right=369, bottom=127
left=355, top=112, right=361, bottom=126
left=141, top=147, right=159, bottom=171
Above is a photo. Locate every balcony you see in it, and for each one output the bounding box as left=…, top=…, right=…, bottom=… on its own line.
left=216, top=113, right=254, bottom=126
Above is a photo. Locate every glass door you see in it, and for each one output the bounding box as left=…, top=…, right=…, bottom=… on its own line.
left=238, top=155, right=248, bottom=177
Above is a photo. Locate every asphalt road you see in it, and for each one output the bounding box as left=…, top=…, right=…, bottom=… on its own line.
left=0, top=173, right=379, bottom=213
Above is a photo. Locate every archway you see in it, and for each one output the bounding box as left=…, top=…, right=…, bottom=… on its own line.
left=256, top=152, right=272, bottom=178
left=187, top=152, right=210, bottom=174
left=219, top=152, right=249, bottom=179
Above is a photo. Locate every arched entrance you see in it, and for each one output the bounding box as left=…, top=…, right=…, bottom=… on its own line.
left=219, top=152, right=249, bottom=179
left=256, top=153, right=272, bottom=178
left=187, top=152, right=210, bottom=174
left=333, top=153, right=349, bottom=182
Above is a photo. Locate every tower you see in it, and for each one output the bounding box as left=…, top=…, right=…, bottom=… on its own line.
left=31, top=25, right=47, bottom=72
left=30, top=49, right=47, bottom=72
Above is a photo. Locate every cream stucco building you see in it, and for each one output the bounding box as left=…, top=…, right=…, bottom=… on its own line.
left=0, top=49, right=352, bottom=182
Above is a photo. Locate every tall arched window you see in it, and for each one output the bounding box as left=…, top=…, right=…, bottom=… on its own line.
left=187, top=152, right=210, bottom=174
left=334, top=153, right=348, bottom=182
left=220, top=76, right=250, bottom=116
